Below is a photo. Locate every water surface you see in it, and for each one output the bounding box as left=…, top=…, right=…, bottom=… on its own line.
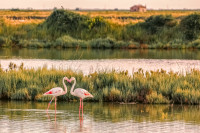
left=1, top=48, right=200, bottom=75
left=0, top=101, right=200, bottom=133
left=0, top=48, right=200, bottom=60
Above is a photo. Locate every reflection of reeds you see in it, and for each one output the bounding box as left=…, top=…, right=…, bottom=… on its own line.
left=2, top=100, right=200, bottom=124
left=1, top=63, right=200, bottom=104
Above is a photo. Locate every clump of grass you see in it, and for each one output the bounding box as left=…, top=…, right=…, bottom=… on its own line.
left=146, top=91, right=170, bottom=104
left=109, top=86, right=121, bottom=102
left=11, top=88, right=30, bottom=100
left=55, top=35, right=88, bottom=48
left=90, top=37, right=116, bottom=49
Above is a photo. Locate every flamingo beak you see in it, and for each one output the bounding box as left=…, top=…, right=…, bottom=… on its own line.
left=90, top=94, right=94, bottom=98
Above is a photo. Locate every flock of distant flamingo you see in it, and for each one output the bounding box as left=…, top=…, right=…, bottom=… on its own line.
left=43, top=77, right=93, bottom=115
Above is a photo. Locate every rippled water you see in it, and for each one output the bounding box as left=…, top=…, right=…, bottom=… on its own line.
left=0, top=101, right=200, bottom=133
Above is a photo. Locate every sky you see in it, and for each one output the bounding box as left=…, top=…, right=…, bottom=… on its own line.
left=0, top=0, right=200, bottom=10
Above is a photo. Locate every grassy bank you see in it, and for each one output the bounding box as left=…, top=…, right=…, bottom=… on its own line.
left=1, top=63, right=200, bottom=104
left=0, top=9, right=200, bottom=49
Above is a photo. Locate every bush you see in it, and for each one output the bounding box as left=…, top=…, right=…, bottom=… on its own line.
left=189, top=39, right=200, bottom=48
left=143, top=15, right=177, bottom=33
left=42, top=9, right=89, bottom=38
left=180, top=13, right=200, bottom=40
left=87, top=16, right=107, bottom=30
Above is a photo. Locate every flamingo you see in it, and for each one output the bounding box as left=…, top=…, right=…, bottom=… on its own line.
left=43, top=77, right=69, bottom=113
left=67, top=77, right=93, bottom=115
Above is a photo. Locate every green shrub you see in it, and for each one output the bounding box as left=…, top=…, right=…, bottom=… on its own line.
left=143, top=15, right=177, bottom=34
left=180, top=13, right=200, bottom=40
left=189, top=39, right=200, bottom=48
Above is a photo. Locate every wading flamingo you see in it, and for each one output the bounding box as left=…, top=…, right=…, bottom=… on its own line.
left=43, top=77, right=69, bottom=113
left=67, top=77, right=93, bottom=115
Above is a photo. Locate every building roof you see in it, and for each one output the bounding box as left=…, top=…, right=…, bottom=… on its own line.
left=131, top=5, right=146, bottom=8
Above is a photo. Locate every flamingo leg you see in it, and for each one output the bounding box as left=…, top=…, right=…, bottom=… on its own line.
left=82, top=100, right=83, bottom=117
left=79, top=98, right=82, bottom=109
left=79, top=105, right=81, bottom=117
left=55, top=97, right=57, bottom=114
left=47, top=96, right=55, bottom=112
left=79, top=98, right=81, bottom=117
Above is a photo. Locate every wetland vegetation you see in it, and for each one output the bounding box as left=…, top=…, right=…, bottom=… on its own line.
left=1, top=9, right=200, bottom=104
left=0, top=9, right=200, bottom=49
left=1, top=62, right=200, bottom=104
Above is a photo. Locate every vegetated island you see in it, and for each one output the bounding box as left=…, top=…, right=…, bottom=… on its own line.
left=0, top=9, right=200, bottom=49
left=0, top=62, right=200, bottom=104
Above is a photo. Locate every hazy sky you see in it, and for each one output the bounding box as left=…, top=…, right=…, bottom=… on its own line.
left=1, top=0, right=200, bottom=10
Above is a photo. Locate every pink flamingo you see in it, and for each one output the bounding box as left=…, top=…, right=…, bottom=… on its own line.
left=43, top=77, right=69, bottom=113
left=67, top=77, right=93, bottom=115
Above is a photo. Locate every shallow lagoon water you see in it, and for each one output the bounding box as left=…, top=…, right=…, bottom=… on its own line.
left=0, top=101, right=200, bottom=133
left=1, top=48, right=200, bottom=132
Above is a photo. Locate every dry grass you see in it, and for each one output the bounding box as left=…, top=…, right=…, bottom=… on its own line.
left=0, top=10, right=52, bottom=25
left=0, top=10, right=200, bottom=25
left=3, top=19, right=45, bottom=25
left=0, top=10, right=51, bottom=17
left=75, top=10, right=200, bottom=25
left=75, top=10, right=200, bottom=18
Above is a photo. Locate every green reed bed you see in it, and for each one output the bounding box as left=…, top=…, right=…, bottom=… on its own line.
left=1, top=63, right=200, bottom=104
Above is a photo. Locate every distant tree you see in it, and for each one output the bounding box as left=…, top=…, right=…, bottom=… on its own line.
left=75, top=8, right=80, bottom=11
left=11, top=8, right=20, bottom=11
left=53, top=7, right=57, bottom=11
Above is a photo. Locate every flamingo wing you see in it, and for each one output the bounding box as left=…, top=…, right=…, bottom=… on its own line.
left=74, top=88, right=93, bottom=98
left=44, top=87, right=63, bottom=96
left=81, top=89, right=92, bottom=96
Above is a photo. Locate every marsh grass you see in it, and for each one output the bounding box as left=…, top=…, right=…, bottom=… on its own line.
left=1, top=63, right=200, bottom=104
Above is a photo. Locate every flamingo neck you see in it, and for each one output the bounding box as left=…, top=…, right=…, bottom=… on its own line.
left=70, top=78, right=76, bottom=96
left=62, top=77, right=67, bottom=95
